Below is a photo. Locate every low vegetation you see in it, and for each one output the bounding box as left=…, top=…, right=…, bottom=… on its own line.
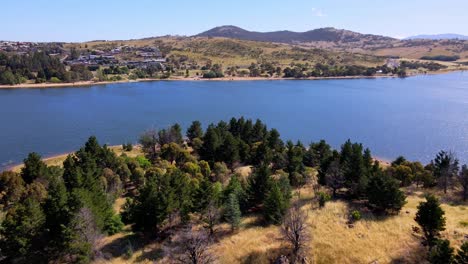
left=0, top=118, right=467, bottom=263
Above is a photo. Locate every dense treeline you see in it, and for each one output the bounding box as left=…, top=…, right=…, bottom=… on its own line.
left=1, top=118, right=467, bottom=263
left=420, top=55, right=461, bottom=62
left=0, top=52, right=93, bottom=85
left=0, top=138, right=125, bottom=263
left=400, top=60, right=447, bottom=71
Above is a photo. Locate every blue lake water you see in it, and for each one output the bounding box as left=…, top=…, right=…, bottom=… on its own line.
left=1, top=72, right=468, bottom=170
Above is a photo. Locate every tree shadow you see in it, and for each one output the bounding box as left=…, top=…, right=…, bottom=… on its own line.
left=241, top=246, right=290, bottom=264
left=135, top=247, right=164, bottom=263
left=99, top=231, right=169, bottom=262
left=389, top=243, right=428, bottom=264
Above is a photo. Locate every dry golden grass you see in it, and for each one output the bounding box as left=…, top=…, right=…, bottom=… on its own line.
left=95, top=184, right=468, bottom=264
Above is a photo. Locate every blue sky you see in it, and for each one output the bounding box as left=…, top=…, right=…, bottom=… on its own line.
left=3, top=0, right=467, bottom=42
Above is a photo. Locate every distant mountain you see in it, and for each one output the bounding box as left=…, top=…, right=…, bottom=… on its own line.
left=195, top=25, right=396, bottom=44
left=405, top=34, right=468, bottom=40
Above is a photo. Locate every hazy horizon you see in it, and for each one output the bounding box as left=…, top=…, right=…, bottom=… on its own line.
left=2, top=0, right=468, bottom=42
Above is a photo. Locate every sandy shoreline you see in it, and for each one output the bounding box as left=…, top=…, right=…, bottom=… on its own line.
left=4, top=145, right=392, bottom=173
left=0, top=69, right=465, bottom=89
left=0, top=74, right=409, bottom=89
left=5, top=145, right=143, bottom=173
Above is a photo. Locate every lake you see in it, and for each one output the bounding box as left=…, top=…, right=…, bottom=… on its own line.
left=1, top=72, right=468, bottom=170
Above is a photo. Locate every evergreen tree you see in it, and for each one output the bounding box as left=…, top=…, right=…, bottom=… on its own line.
left=454, top=241, right=468, bottom=264
left=429, top=239, right=454, bottom=264
left=458, top=165, right=468, bottom=201
left=247, top=165, right=271, bottom=206
left=340, top=140, right=367, bottom=197
left=366, top=173, right=406, bottom=214
left=221, top=133, right=240, bottom=166
left=263, top=181, right=289, bottom=225
left=187, top=120, right=204, bottom=141
left=201, top=125, right=222, bottom=164
left=21, top=152, right=47, bottom=184
left=225, top=193, right=241, bottom=232
left=325, top=159, right=345, bottom=197
left=0, top=198, right=46, bottom=263
left=433, top=151, right=459, bottom=194
left=286, top=141, right=305, bottom=186
left=304, top=140, right=332, bottom=167
left=267, top=128, right=284, bottom=153
left=43, top=175, right=71, bottom=258
left=415, top=195, right=446, bottom=247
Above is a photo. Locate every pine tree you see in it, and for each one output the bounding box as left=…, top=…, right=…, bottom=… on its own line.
left=433, top=150, right=459, bottom=194
left=247, top=165, right=271, bottom=206
left=415, top=195, right=446, bottom=247
left=21, top=152, right=47, bottom=184
left=263, top=181, right=288, bottom=225
left=454, top=241, right=468, bottom=264
left=366, top=173, right=406, bottom=214
left=429, top=239, right=454, bottom=264
left=225, top=193, right=241, bottom=232
left=0, top=198, right=46, bottom=262
left=187, top=120, right=204, bottom=141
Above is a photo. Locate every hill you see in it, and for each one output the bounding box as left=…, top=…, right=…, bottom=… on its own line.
left=406, top=34, right=468, bottom=40
left=196, top=25, right=396, bottom=44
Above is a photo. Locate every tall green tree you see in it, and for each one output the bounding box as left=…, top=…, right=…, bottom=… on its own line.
left=415, top=195, right=446, bottom=247
left=187, top=120, right=204, bottom=141
left=433, top=151, right=459, bottom=194
left=366, top=173, right=406, bottom=214
left=263, top=180, right=290, bottom=225
left=21, top=152, right=47, bottom=184
left=247, top=165, right=271, bottom=206
left=225, top=193, right=241, bottom=232
left=0, top=198, right=46, bottom=263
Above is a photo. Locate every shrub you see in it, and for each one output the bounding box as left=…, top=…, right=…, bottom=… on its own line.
left=50, top=77, right=61, bottom=83
left=135, top=156, right=151, bottom=169
left=105, top=214, right=124, bottom=235
left=317, top=192, right=331, bottom=208
left=351, top=210, right=362, bottom=221
left=122, top=143, right=133, bottom=152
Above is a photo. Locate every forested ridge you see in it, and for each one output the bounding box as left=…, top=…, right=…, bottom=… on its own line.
left=0, top=118, right=467, bottom=263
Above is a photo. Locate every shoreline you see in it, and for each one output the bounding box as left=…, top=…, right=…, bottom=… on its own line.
left=4, top=146, right=393, bottom=172
left=1, top=70, right=464, bottom=89
left=4, top=145, right=143, bottom=173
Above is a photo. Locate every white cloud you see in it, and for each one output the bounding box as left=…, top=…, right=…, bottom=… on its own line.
left=311, top=8, right=326, bottom=17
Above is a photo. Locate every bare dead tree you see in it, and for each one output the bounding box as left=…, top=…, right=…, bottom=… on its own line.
left=72, top=207, right=104, bottom=259
left=281, top=205, right=311, bottom=263
left=177, top=227, right=215, bottom=264
left=203, top=202, right=221, bottom=236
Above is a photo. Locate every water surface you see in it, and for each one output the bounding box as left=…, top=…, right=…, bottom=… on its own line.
left=1, top=72, right=467, bottom=170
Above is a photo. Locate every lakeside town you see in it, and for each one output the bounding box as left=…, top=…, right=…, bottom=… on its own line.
left=1, top=33, right=467, bottom=87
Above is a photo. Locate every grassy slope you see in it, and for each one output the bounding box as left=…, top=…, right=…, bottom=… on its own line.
left=66, top=37, right=386, bottom=69
left=94, top=185, right=468, bottom=264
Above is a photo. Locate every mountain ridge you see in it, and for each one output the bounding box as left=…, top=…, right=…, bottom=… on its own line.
left=405, top=34, right=468, bottom=40
left=195, top=25, right=396, bottom=44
